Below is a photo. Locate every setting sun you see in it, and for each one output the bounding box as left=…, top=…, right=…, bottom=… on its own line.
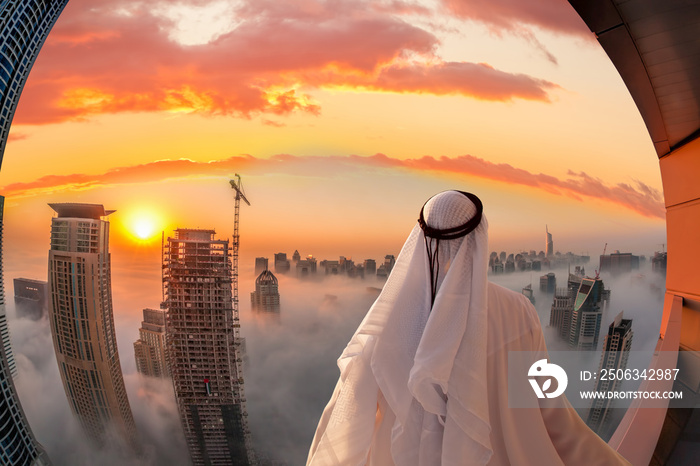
left=133, top=218, right=155, bottom=240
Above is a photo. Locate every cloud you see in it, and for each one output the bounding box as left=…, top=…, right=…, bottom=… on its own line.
left=438, top=0, right=593, bottom=63
left=14, top=0, right=560, bottom=125
left=440, top=0, right=591, bottom=37
left=0, top=152, right=665, bottom=220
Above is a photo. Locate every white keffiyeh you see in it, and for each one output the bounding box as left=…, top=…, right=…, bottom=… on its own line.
left=308, top=191, right=491, bottom=465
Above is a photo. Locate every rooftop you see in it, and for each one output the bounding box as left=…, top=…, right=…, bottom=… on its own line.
left=49, top=203, right=115, bottom=219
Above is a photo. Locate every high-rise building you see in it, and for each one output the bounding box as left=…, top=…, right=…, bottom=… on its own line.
left=47, top=203, right=137, bottom=447
left=254, top=257, right=268, bottom=276
left=292, top=250, right=301, bottom=263
left=0, top=1, right=70, bottom=163
left=296, top=256, right=317, bottom=278
left=568, top=278, right=607, bottom=350
left=363, top=259, right=376, bottom=277
left=546, top=226, right=554, bottom=257
left=549, top=287, right=573, bottom=340
left=539, top=272, right=556, bottom=293
left=133, top=309, right=169, bottom=378
left=0, top=197, right=52, bottom=465
left=274, top=252, right=290, bottom=274
left=652, top=251, right=667, bottom=275
left=14, top=278, right=49, bottom=321
left=599, top=251, right=640, bottom=275
left=587, top=312, right=634, bottom=438
left=163, top=229, right=254, bottom=465
left=251, top=270, right=280, bottom=313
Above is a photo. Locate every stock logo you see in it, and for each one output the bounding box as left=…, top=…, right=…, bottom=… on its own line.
left=528, top=359, right=568, bottom=399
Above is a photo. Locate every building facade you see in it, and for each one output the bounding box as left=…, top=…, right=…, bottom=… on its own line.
left=587, top=312, right=634, bottom=439
left=133, top=308, right=169, bottom=378
left=251, top=270, right=280, bottom=313
left=0, top=0, right=69, bottom=163
left=163, top=229, right=254, bottom=465
left=545, top=226, right=553, bottom=257
left=254, top=257, right=268, bottom=276
left=47, top=203, right=137, bottom=447
left=14, top=278, right=49, bottom=321
left=0, top=197, right=51, bottom=465
left=568, top=278, right=607, bottom=350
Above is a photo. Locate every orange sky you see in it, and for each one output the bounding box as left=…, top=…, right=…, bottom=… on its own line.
left=0, top=0, right=666, bottom=303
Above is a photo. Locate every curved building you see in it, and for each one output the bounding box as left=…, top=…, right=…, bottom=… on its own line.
left=0, top=2, right=70, bottom=465
left=0, top=0, right=70, bottom=164
left=48, top=204, right=138, bottom=448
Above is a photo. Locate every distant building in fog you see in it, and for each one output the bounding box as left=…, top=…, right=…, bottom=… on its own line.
left=274, top=252, right=290, bottom=274
left=599, top=251, right=639, bottom=275
left=133, top=309, right=169, bottom=378
left=522, top=284, right=535, bottom=305
left=252, top=270, right=281, bottom=313
left=568, top=278, right=608, bottom=350
left=363, top=259, right=376, bottom=276
left=540, top=273, right=556, bottom=293
left=292, top=250, right=301, bottom=264
left=652, top=251, right=667, bottom=275
left=14, top=278, right=49, bottom=321
left=587, top=312, right=633, bottom=439
left=546, top=226, right=553, bottom=257
left=296, top=256, right=317, bottom=278
left=255, top=257, right=269, bottom=275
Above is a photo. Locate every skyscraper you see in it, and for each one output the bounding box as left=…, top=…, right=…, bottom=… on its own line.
left=47, top=204, right=137, bottom=447
left=568, top=277, right=607, bottom=350
left=163, top=229, right=254, bottom=465
left=0, top=0, right=70, bottom=164
left=0, top=197, right=51, bottom=465
left=14, top=278, right=49, bottom=321
left=133, top=308, right=169, bottom=378
left=254, top=257, right=268, bottom=276
left=587, top=312, right=634, bottom=438
left=545, top=225, right=553, bottom=257
left=251, top=269, right=281, bottom=313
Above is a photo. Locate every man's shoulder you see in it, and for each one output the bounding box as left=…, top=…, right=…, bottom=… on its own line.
left=487, top=281, right=532, bottom=308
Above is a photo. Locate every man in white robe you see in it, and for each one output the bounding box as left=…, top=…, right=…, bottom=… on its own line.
left=307, top=191, right=630, bottom=465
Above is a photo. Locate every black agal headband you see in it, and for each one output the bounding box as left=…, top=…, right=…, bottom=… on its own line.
left=418, top=191, right=483, bottom=306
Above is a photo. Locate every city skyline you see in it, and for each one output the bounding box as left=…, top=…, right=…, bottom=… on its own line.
left=0, top=1, right=674, bottom=464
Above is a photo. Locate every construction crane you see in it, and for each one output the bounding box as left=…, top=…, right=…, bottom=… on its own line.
left=595, top=242, right=607, bottom=279
left=228, top=174, right=256, bottom=465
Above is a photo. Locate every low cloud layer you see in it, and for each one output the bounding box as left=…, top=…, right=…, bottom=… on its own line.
left=0, top=153, right=665, bottom=220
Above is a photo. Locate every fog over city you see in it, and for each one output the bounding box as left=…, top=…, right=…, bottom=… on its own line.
left=5, top=250, right=666, bottom=465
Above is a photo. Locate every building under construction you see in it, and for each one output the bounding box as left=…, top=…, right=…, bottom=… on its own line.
left=163, top=229, right=254, bottom=465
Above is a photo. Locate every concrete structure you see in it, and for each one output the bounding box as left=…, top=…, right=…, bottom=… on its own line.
left=521, top=284, right=535, bottom=305
left=251, top=270, right=280, bottom=313
left=163, top=229, right=253, bottom=465
left=600, top=251, right=640, bottom=275
left=587, top=312, right=634, bottom=439
left=133, top=308, right=169, bottom=378
left=14, top=278, right=48, bottom=321
left=546, top=226, right=554, bottom=257
left=254, top=257, right=268, bottom=276
left=48, top=203, right=137, bottom=447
